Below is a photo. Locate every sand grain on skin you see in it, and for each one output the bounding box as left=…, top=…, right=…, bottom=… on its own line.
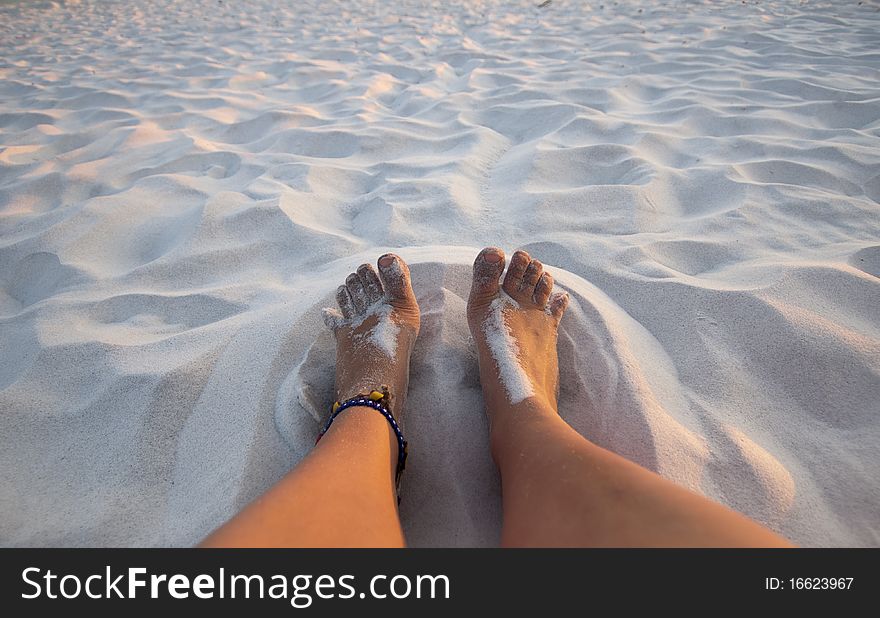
left=481, top=293, right=535, bottom=405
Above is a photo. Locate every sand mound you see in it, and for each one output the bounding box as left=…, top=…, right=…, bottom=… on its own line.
left=274, top=247, right=710, bottom=545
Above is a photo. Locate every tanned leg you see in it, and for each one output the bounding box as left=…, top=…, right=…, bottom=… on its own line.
left=201, top=254, right=420, bottom=547
left=467, top=247, right=793, bottom=547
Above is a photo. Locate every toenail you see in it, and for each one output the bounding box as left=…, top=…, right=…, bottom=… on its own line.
left=484, top=252, right=502, bottom=263
left=379, top=255, right=395, bottom=268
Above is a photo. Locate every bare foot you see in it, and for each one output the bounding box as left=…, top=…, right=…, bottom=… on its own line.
left=323, top=254, right=421, bottom=419
left=467, top=247, right=569, bottom=426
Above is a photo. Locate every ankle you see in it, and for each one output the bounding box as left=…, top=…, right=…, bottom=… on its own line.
left=488, top=396, right=562, bottom=459
left=320, top=406, right=400, bottom=462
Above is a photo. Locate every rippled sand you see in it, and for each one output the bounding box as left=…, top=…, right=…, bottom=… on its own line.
left=1, top=0, right=878, bottom=546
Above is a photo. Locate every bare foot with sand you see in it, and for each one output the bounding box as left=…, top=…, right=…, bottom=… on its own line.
left=204, top=254, right=420, bottom=548
left=323, top=253, right=421, bottom=416
left=464, top=246, right=791, bottom=547
left=467, top=247, right=569, bottom=425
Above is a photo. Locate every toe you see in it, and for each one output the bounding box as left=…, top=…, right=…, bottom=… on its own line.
left=502, top=250, right=530, bottom=297
left=345, top=273, right=367, bottom=313
left=534, top=272, right=554, bottom=306
left=469, top=247, right=506, bottom=302
left=377, top=253, right=417, bottom=308
left=549, top=291, right=569, bottom=320
left=520, top=259, right=544, bottom=298
left=357, top=263, right=384, bottom=305
left=336, top=285, right=356, bottom=319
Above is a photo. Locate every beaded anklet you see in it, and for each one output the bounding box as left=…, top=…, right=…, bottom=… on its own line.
left=316, top=387, right=407, bottom=498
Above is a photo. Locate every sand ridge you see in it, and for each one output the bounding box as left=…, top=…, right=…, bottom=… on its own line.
left=1, top=0, right=879, bottom=546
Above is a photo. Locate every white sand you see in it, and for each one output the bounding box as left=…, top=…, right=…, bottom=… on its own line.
left=481, top=292, right=536, bottom=404
left=1, top=0, right=879, bottom=547
left=324, top=301, right=401, bottom=358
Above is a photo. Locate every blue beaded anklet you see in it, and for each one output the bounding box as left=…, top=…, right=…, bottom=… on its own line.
left=316, top=389, right=407, bottom=498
